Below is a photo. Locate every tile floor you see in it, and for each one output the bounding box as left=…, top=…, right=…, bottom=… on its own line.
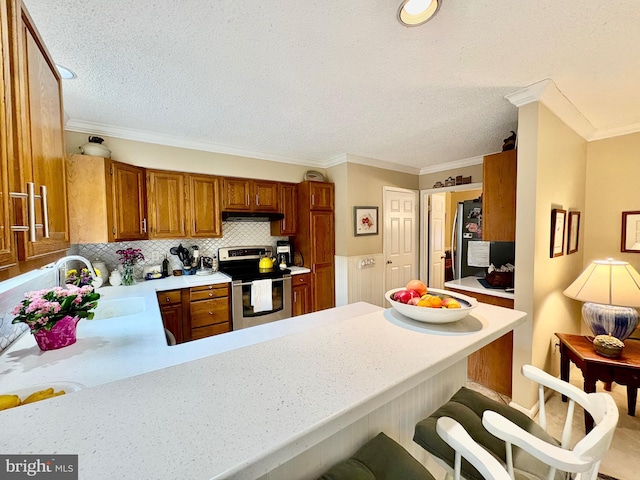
left=467, top=364, right=638, bottom=480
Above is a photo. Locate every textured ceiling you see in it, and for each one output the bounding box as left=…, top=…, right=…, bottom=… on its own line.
left=23, top=0, right=640, bottom=171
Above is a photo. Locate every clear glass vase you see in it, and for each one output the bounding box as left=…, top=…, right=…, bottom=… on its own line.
left=122, top=265, right=135, bottom=286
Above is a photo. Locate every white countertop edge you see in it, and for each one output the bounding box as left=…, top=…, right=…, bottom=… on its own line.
left=445, top=277, right=515, bottom=300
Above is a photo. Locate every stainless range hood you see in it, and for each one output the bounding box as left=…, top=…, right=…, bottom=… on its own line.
left=222, top=211, right=285, bottom=222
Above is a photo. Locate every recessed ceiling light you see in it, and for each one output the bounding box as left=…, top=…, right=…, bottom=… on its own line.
left=398, top=0, right=441, bottom=27
left=55, top=64, right=77, bottom=80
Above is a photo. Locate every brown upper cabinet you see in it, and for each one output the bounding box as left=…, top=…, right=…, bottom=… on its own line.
left=66, top=156, right=148, bottom=243
left=188, top=174, right=222, bottom=238
left=147, top=170, right=188, bottom=239
left=222, top=177, right=279, bottom=212
left=482, top=149, right=517, bottom=242
left=271, top=182, right=296, bottom=236
left=146, top=170, right=223, bottom=239
left=0, top=0, right=17, bottom=270
left=67, top=157, right=223, bottom=243
left=9, top=0, right=69, bottom=261
left=307, top=181, right=334, bottom=211
left=109, top=161, right=148, bottom=241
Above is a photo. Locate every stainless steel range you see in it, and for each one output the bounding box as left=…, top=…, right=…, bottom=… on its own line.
left=218, top=246, right=292, bottom=330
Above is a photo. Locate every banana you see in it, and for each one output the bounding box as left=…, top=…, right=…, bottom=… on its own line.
left=0, top=394, right=21, bottom=411
left=1, top=387, right=67, bottom=410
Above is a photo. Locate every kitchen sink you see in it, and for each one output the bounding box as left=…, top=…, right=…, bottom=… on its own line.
left=92, top=297, right=145, bottom=320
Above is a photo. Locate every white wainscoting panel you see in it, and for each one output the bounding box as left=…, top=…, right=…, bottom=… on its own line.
left=348, top=253, right=385, bottom=307
left=335, top=255, right=349, bottom=307
left=335, top=254, right=386, bottom=308
left=258, top=359, right=466, bottom=480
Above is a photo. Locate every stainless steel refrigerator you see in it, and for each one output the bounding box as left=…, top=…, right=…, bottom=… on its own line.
left=451, top=198, right=486, bottom=279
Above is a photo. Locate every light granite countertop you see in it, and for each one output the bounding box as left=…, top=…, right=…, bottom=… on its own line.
left=0, top=274, right=526, bottom=479
left=445, top=276, right=515, bottom=300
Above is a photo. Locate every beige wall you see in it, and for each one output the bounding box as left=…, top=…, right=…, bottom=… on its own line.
left=326, top=158, right=418, bottom=257
left=513, top=103, right=587, bottom=408
left=66, top=132, right=318, bottom=183
left=584, top=132, right=640, bottom=271
left=418, top=163, right=483, bottom=190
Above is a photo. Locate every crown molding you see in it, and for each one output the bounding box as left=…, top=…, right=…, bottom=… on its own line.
left=590, top=122, right=640, bottom=141
left=505, top=79, right=597, bottom=140
left=324, top=153, right=348, bottom=168
left=324, top=153, right=420, bottom=175
left=65, top=119, right=327, bottom=168
left=419, top=155, right=484, bottom=175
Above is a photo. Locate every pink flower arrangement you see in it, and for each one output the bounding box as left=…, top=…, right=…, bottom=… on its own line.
left=116, top=247, right=145, bottom=267
left=12, top=285, right=101, bottom=333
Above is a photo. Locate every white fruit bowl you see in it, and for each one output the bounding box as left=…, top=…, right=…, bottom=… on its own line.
left=384, top=287, right=478, bottom=324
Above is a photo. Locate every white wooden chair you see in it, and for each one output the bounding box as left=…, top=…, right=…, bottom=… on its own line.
left=482, top=364, right=619, bottom=480
left=436, top=416, right=512, bottom=480
left=414, top=364, right=619, bottom=480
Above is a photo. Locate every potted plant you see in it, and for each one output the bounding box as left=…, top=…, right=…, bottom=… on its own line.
left=116, top=248, right=145, bottom=286
left=11, top=285, right=101, bottom=351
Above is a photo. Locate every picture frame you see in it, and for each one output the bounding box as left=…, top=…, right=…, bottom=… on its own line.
left=621, top=211, right=640, bottom=253
left=550, top=208, right=566, bottom=258
left=566, top=211, right=581, bottom=255
left=354, top=206, right=378, bottom=236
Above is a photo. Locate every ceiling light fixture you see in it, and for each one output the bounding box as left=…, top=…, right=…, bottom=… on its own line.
left=55, top=64, right=77, bottom=80
left=397, top=0, right=441, bottom=27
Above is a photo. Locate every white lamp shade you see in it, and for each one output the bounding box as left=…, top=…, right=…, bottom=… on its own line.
left=563, top=259, right=640, bottom=307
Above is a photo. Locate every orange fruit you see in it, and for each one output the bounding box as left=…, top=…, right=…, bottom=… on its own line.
left=417, top=297, right=430, bottom=307
left=406, top=279, right=427, bottom=296
left=425, top=296, right=442, bottom=308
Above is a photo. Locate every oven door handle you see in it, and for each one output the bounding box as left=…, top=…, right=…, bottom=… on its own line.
left=234, top=278, right=288, bottom=287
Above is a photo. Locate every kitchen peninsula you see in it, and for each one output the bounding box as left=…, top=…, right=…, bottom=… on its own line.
left=0, top=278, right=526, bottom=480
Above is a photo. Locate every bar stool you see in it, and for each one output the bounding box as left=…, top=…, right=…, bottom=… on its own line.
left=413, top=365, right=619, bottom=480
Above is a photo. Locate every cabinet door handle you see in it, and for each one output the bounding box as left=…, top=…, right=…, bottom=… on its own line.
left=40, top=185, right=50, bottom=238
left=142, top=218, right=147, bottom=233
left=246, top=194, right=250, bottom=206
left=255, top=194, right=259, bottom=206
left=294, top=291, right=297, bottom=302
left=27, top=182, right=36, bottom=242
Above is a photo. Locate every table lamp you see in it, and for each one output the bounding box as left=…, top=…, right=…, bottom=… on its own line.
left=563, top=259, right=640, bottom=341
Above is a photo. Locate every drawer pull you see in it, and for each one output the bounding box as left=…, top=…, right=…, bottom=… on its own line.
left=208, top=285, right=213, bottom=289
left=209, top=292, right=213, bottom=297
left=208, top=311, right=213, bottom=315
left=165, top=297, right=171, bottom=302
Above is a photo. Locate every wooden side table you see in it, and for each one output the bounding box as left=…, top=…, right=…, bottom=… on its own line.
left=556, top=332, right=640, bottom=432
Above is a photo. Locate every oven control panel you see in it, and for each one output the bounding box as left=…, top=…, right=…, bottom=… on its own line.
left=218, top=246, right=273, bottom=262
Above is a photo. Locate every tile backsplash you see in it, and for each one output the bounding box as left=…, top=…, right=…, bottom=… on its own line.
left=75, top=221, right=288, bottom=278
left=0, top=221, right=287, bottom=354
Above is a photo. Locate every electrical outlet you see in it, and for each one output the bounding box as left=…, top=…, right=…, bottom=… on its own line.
left=150, top=251, right=161, bottom=263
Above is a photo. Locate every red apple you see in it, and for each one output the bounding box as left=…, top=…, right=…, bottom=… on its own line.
left=393, top=289, right=412, bottom=303
left=406, top=289, right=421, bottom=299
left=407, top=297, right=420, bottom=306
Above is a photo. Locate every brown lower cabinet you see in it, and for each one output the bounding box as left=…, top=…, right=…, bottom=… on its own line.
left=156, top=283, right=231, bottom=345
left=292, top=273, right=311, bottom=316
left=446, top=287, right=514, bottom=397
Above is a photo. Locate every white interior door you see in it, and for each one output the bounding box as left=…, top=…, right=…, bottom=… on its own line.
left=428, top=193, right=446, bottom=288
left=383, top=187, right=418, bottom=292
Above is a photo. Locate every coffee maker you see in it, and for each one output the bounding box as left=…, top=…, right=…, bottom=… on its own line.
left=276, top=241, right=293, bottom=267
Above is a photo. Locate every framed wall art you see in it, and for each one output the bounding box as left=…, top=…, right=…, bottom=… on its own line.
left=621, top=211, right=640, bottom=253
left=354, top=206, right=378, bottom=236
left=566, top=211, right=581, bottom=255
left=550, top=208, right=566, bottom=258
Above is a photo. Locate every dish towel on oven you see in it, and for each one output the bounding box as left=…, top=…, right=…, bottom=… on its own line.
left=251, top=279, right=273, bottom=313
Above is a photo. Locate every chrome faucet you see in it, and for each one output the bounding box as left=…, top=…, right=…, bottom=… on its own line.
left=52, top=255, right=97, bottom=287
